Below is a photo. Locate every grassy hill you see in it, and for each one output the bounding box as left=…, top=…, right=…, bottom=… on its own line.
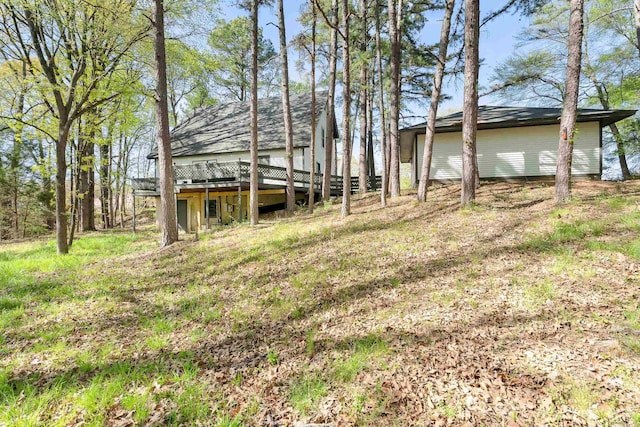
left=1, top=181, right=639, bottom=426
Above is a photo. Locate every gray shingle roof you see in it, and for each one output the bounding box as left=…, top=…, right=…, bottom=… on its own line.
left=147, top=91, right=335, bottom=159
left=402, top=105, right=637, bottom=133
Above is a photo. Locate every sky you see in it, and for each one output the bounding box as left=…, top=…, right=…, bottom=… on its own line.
left=218, top=1, right=534, bottom=122
left=176, top=1, right=636, bottom=179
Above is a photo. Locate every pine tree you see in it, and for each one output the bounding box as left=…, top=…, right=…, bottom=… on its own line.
left=555, top=0, right=585, bottom=203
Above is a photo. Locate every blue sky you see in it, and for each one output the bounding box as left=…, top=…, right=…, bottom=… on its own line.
left=220, top=1, right=533, bottom=117
left=194, top=2, right=634, bottom=178
left=419, top=5, right=533, bottom=112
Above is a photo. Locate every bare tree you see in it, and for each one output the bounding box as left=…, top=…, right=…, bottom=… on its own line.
left=556, top=0, right=585, bottom=203
left=80, top=112, right=97, bottom=232
left=461, top=0, right=480, bottom=207
left=635, top=0, right=640, bottom=55
left=582, top=49, right=631, bottom=180
left=375, top=0, right=388, bottom=207
left=417, top=0, right=455, bottom=202
left=153, top=0, right=178, bottom=246
left=321, top=0, right=339, bottom=202
left=367, top=74, right=375, bottom=187
left=309, top=1, right=317, bottom=213
left=358, top=0, right=369, bottom=195
left=341, top=0, right=352, bottom=217
left=249, top=0, right=259, bottom=225
left=277, top=0, right=296, bottom=212
left=388, top=0, right=402, bottom=198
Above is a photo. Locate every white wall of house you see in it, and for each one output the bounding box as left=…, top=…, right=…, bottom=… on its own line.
left=171, top=147, right=305, bottom=170
left=302, top=107, right=332, bottom=175
left=166, top=106, right=334, bottom=175
left=412, top=121, right=601, bottom=182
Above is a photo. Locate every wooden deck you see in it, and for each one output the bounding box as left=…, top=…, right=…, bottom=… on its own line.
left=132, top=161, right=381, bottom=196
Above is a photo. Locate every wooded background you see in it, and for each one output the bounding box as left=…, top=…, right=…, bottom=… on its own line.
left=0, top=0, right=638, bottom=249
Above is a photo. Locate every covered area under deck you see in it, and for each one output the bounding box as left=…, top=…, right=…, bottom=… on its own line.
left=131, top=161, right=380, bottom=230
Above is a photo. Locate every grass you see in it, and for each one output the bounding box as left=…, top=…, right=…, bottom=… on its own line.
left=1, top=181, right=640, bottom=425
left=521, top=218, right=607, bottom=252
left=289, top=371, right=328, bottom=415
left=524, top=280, right=556, bottom=307
left=332, top=334, right=389, bottom=382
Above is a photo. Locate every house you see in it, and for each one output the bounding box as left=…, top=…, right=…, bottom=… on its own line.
left=133, top=91, right=339, bottom=230
left=399, top=106, right=636, bottom=186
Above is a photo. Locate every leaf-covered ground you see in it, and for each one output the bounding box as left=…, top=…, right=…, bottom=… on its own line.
left=1, top=181, right=639, bottom=426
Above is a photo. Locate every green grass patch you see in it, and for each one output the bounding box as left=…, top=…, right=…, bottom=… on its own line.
left=521, top=219, right=606, bottom=252
left=289, top=371, right=328, bottom=416
left=524, top=280, right=556, bottom=307
left=332, top=334, right=389, bottom=382
left=624, top=307, right=640, bottom=330
left=215, top=413, right=244, bottom=427
left=603, top=196, right=631, bottom=210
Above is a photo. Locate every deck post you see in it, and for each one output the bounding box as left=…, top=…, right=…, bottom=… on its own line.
left=205, top=188, right=210, bottom=230
left=132, top=189, right=136, bottom=233
left=237, top=185, right=242, bottom=222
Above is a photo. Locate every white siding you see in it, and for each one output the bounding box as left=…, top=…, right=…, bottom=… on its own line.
left=415, top=122, right=601, bottom=180
left=168, top=105, right=334, bottom=174
left=172, top=148, right=305, bottom=169
left=303, top=107, right=331, bottom=174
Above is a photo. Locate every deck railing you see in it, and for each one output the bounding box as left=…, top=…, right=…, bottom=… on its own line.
left=132, top=161, right=380, bottom=194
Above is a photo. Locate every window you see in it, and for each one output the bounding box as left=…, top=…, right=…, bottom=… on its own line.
left=316, top=162, right=321, bottom=174
left=258, top=155, right=271, bottom=165
left=321, top=128, right=325, bottom=148
left=204, top=199, right=217, bottom=219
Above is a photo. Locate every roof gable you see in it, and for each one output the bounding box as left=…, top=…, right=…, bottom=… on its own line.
left=148, top=91, right=335, bottom=159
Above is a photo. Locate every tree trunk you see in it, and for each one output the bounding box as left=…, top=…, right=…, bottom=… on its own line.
left=278, top=0, right=296, bottom=212
left=358, top=0, right=368, bottom=195
left=322, top=0, right=339, bottom=201
left=341, top=0, right=352, bottom=217
left=109, top=135, right=115, bottom=229
left=367, top=78, right=375, bottom=186
left=10, top=85, right=25, bottom=238
left=417, top=0, right=454, bottom=202
left=309, top=1, right=317, bottom=213
left=582, top=50, right=631, bottom=181
left=120, top=137, right=133, bottom=223
left=461, top=0, right=480, bottom=207
left=86, top=136, right=95, bottom=231
left=610, top=123, right=631, bottom=180
left=249, top=0, right=259, bottom=225
left=55, top=122, right=70, bottom=254
left=388, top=0, right=402, bottom=198
left=556, top=0, right=584, bottom=203
left=153, top=0, right=178, bottom=246
left=113, top=129, right=124, bottom=227
left=595, top=86, right=630, bottom=180
left=68, top=138, right=80, bottom=249
left=80, top=138, right=95, bottom=231
left=375, top=0, right=388, bottom=207
left=358, top=90, right=367, bottom=194
left=36, top=139, right=56, bottom=230
left=100, top=141, right=111, bottom=229
left=634, top=0, right=640, bottom=56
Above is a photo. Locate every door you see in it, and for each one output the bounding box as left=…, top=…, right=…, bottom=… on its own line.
left=204, top=199, right=218, bottom=225
left=177, top=199, right=188, bottom=231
